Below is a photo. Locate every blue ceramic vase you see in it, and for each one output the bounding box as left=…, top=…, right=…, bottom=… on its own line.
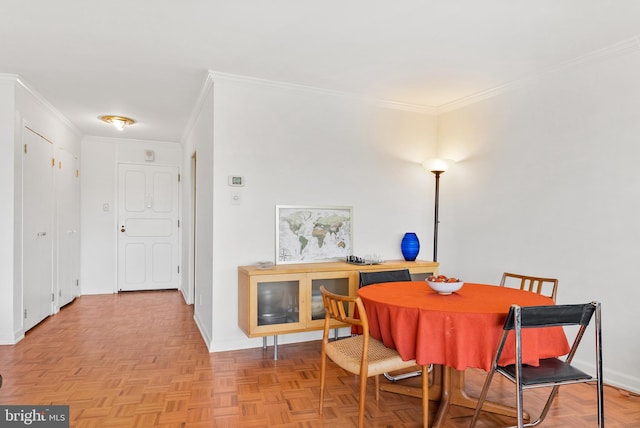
left=401, top=232, right=420, bottom=261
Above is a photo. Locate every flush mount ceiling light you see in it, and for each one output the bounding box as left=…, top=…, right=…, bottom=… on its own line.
left=100, top=115, right=135, bottom=131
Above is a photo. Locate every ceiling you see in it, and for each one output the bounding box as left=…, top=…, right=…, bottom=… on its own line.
left=1, top=1, right=639, bottom=142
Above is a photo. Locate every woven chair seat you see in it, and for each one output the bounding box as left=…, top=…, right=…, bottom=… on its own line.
left=325, top=335, right=417, bottom=376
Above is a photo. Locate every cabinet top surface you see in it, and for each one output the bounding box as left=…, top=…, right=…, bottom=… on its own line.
left=238, top=259, right=438, bottom=275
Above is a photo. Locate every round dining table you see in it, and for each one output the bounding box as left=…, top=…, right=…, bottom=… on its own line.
left=357, top=281, right=570, bottom=427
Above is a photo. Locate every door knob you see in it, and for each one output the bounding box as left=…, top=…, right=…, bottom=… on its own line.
left=120, top=226, right=126, bottom=232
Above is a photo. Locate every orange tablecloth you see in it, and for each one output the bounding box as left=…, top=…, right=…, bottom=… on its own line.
left=357, top=282, right=570, bottom=371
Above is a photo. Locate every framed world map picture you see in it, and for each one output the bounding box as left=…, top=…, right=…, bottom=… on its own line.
left=276, top=205, right=353, bottom=264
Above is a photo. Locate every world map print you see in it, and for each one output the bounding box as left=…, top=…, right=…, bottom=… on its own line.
left=277, top=206, right=352, bottom=263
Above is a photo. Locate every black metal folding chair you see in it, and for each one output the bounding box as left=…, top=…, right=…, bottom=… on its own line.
left=470, top=302, right=603, bottom=428
left=359, top=268, right=412, bottom=287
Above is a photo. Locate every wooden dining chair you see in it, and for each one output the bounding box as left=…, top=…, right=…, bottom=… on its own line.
left=318, top=286, right=429, bottom=428
left=470, top=302, right=603, bottom=428
left=500, top=272, right=559, bottom=302
left=359, top=269, right=424, bottom=382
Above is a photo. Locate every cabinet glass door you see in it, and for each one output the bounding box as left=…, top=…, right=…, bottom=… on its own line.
left=310, top=277, right=350, bottom=321
left=257, top=280, right=299, bottom=326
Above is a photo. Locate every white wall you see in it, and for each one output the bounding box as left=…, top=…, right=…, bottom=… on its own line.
left=181, top=76, right=215, bottom=345
left=0, top=75, right=82, bottom=344
left=437, top=47, right=640, bottom=392
left=205, top=74, right=438, bottom=351
left=0, top=79, right=16, bottom=344
left=80, top=137, right=182, bottom=295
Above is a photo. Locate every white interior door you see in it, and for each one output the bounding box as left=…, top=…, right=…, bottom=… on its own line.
left=118, top=164, right=180, bottom=291
left=23, top=128, right=54, bottom=331
left=56, top=147, right=80, bottom=307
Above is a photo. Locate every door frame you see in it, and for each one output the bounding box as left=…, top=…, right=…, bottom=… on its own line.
left=189, top=151, right=197, bottom=305
left=116, top=161, right=182, bottom=292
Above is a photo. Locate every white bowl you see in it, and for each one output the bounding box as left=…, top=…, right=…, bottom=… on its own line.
left=426, top=280, right=464, bottom=295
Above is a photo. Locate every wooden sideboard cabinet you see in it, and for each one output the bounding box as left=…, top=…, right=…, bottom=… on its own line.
left=238, top=260, right=438, bottom=358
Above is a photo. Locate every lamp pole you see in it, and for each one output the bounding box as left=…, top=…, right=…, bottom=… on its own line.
left=431, top=170, right=443, bottom=262
left=423, top=158, right=453, bottom=263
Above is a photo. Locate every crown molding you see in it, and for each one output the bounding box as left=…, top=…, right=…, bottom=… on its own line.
left=207, top=71, right=437, bottom=115
left=0, top=73, right=82, bottom=137
left=207, top=33, right=640, bottom=118
left=545, top=36, right=640, bottom=75
left=84, top=135, right=181, bottom=146
left=209, top=70, right=357, bottom=98
left=187, top=35, right=640, bottom=133
left=0, top=73, right=20, bottom=82
left=437, top=36, right=640, bottom=114
left=181, top=72, right=215, bottom=143
left=375, top=98, right=437, bottom=115
left=436, top=81, right=521, bottom=114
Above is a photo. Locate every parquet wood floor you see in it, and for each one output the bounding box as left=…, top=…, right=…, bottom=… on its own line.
left=0, top=290, right=637, bottom=427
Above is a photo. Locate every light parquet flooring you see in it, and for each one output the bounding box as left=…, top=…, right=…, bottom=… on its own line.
left=0, top=290, right=637, bottom=427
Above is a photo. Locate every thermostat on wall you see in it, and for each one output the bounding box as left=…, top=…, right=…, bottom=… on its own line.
left=228, top=175, right=245, bottom=186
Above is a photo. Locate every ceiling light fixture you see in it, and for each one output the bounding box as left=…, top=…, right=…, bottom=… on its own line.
left=100, top=115, right=135, bottom=131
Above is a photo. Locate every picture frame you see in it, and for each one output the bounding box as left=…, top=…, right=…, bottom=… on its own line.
left=276, top=205, right=353, bottom=264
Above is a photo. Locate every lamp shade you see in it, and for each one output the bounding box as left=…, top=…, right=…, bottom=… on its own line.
left=422, top=158, right=454, bottom=173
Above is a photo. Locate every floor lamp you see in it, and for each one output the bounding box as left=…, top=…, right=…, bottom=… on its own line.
left=422, top=159, right=453, bottom=262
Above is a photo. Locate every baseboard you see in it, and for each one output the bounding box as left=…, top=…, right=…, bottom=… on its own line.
left=193, top=311, right=212, bottom=351
left=573, top=358, right=639, bottom=394
left=0, top=330, right=24, bottom=345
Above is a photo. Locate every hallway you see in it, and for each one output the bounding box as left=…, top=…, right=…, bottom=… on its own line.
left=0, top=291, right=208, bottom=427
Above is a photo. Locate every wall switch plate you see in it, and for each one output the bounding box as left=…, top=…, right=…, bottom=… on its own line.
left=102, top=203, right=109, bottom=212
left=230, top=191, right=241, bottom=205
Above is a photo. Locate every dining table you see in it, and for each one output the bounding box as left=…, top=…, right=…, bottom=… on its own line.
left=357, top=281, right=570, bottom=427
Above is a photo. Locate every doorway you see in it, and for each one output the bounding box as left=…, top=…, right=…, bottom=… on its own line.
left=117, top=163, right=180, bottom=291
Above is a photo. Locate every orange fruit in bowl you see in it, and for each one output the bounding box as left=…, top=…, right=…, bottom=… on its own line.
left=427, top=275, right=462, bottom=283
